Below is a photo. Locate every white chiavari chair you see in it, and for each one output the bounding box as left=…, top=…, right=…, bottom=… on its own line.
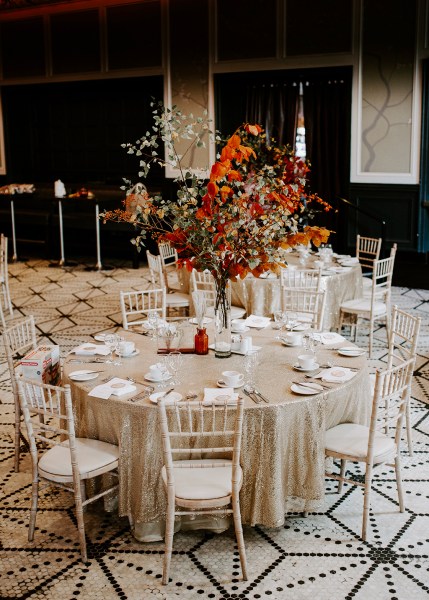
left=1, top=233, right=14, bottom=328
left=120, top=288, right=166, bottom=330
left=356, top=235, right=382, bottom=292
left=280, top=288, right=326, bottom=331
left=384, top=305, right=421, bottom=455
left=2, top=315, right=38, bottom=472
left=338, top=245, right=397, bottom=357
left=190, top=269, right=246, bottom=320
left=146, top=250, right=190, bottom=315
left=158, top=396, right=247, bottom=585
left=157, top=241, right=182, bottom=292
left=325, top=357, right=415, bottom=541
left=18, top=378, right=119, bottom=563
left=279, top=267, right=322, bottom=291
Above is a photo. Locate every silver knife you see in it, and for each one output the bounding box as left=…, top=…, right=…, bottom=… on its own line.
left=243, top=387, right=260, bottom=404
left=253, top=388, right=269, bottom=403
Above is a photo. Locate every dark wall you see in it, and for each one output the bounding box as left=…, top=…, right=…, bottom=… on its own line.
left=0, top=76, right=163, bottom=189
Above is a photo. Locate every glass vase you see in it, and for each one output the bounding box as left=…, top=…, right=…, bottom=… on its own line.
left=214, top=280, right=232, bottom=358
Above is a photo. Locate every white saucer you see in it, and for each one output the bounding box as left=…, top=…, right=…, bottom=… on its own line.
left=69, top=370, right=100, bottom=381
left=231, top=327, right=250, bottom=334
left=94, top=334, right=107, bottom=342
left=293, top=363, right=319, bottom=373
left=115, top=349, right=140, bottom=358
left=217, top=379, right=244, bottom=389
left=337, top=348, right=365, bottom=357
left=291, top=383, right=323, bottom=395
left=149, top=391, right=182, bottom=404
left=281, top=339, right=301, bottom=347
left=144, top=372, right=172, bottom=383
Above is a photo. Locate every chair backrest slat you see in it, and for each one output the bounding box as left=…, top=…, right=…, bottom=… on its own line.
left=280, top=268, right=322, bottom=290
left=387, top=305, right=421, bottom=367
left=356, top=235, right=382, bottom=272
left=120, top=288, right=166, bottom=329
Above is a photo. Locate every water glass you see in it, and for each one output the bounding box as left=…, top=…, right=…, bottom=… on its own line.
left=105, top=333, right=122, bottom=365
left=165, top=351, right=183, bottom=386
left=243, top=351, right=260, bottom=388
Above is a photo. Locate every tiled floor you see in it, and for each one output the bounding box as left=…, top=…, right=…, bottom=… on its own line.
left=1, top=259, right=428, bottom=600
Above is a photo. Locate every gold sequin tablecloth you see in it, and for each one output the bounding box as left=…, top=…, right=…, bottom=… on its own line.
left=64, top=327, right=371, bottom=541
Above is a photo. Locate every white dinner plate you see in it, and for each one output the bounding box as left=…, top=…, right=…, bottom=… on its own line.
left=217, top=379, right=244, bottom=389
left=189, top=317, right=212, bottom=325
left=115, top=349, right=140, bottom=358
left=149, top=391, right=182, bottom=404
left=291, top=383, right=323, bottom=395
left=337, top=347, right=365, bottom=357
left=232, top=326, right=250, bottom=333
left=208, top=344, right=261, bottom=356
left=293, top=362, right=319, bottom=373
left=68, top=370, right=100, bottom=381
left=287, top=323, right=310, bottom=332
left=144, top=372, right=172, bottom=383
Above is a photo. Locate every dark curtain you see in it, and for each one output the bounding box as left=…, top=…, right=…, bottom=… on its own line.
left=303, top=72, right=352, bottom=233
left=245, top=81, right=299, bottom=147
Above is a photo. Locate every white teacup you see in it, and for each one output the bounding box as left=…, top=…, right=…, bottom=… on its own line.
left=222, top=370, right=244, bottom=387
left=149, top=363, right=164, bottom=381
left=297, top=354, right=317, bottom=370
left=119, top=340, right=135, bottom=356
left=284, top=332, right=302, bottom=346
left=232, top=319, right=246, bottom=331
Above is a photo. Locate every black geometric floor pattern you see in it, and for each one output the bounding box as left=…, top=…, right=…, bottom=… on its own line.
left=1, top=259, right=428, bottom=599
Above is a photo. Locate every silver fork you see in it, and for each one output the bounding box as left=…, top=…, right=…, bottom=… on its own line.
left=126, top=377, right=154, bottom=392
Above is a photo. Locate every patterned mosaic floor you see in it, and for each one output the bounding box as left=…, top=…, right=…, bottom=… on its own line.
left=1, top=259, right=428, bottom=600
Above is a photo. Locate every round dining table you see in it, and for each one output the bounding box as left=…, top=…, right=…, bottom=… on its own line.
left=63, top=323, right=371, bottom=542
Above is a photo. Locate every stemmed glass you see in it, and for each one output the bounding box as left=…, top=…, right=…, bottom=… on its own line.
left=147, top=311, right=161, bottom=340
left=243, top=351, right=260, bottom=389
left=105, top=333, right=122, bottom=366
left=285, top=311, right=298, bottom=331
left=165, top=351, right=183, bottom=386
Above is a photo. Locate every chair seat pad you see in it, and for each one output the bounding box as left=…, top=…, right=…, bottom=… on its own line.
left=39, top=438, right=119, bottom=477
left=166, top=292, right=190, bottom=306
left=162, top=458, right=242, bottom=501
left=325, top=423, right=395, bottom=460
left=340, top=298, right=386, bottom=315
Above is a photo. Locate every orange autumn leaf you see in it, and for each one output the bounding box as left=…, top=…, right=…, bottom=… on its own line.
left=244, top=124, right=262, bottom=136
left=220, top=145, right=236, bottom=162
left=227, top=134, right=241, bottom=149
left=220, top=185, right=233, bottom=201
left=210, top=161, right=230, bottom=181
left=227, top=170, right=242, bottom=182
left=207, top=181, right=219, bottom=198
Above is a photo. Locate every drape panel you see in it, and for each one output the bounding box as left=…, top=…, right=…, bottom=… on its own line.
left=245, top=82, right=299, bottom=147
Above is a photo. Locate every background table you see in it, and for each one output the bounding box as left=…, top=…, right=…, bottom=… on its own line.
left=64, top=325, right=371, bottom=542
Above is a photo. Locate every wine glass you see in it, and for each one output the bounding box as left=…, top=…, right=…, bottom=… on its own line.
left=243, top=351, right=260, bottom=389
left=148, top=311, right=160, bottom=339
left=105, top=333, right=120, bottom=365
left=165, top=351, right=183, bottom=386
left=285, top=311, right=298, bottom=331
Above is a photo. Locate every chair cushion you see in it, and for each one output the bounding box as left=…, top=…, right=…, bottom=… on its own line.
left=166, top=292, right=190, bottom=306
left=340, top=298, right=386, bottom=315
left=325, top=423, right=395, bottom=460
left=39, top=438, right=119, bottom=478
left=161, top=458, right=242, bottom=501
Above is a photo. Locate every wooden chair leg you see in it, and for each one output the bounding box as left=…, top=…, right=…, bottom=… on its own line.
left=73, top=479, right=88, bottom=563
left=28, top=478, right=39, bottom=541
left=394, top=455, right=405, bottom=512
left=338, top=459, right=347, bottom=493
left=405, top=400, right=413, bottom=456
left=162, top=502, right=175, bottom=585
left=362, top=463, right=373, bottom=541
left=368, top=316, right=374, bottom=358
left=232, top=494, right=248, bottom=581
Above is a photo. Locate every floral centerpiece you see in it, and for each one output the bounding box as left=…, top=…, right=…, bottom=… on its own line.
left=102, top=101, right=331, bottom=356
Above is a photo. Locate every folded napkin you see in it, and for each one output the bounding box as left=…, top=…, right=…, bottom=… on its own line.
left=72, top=343, right=111, bottom=356
left=338, top=257, right=359, bottom=266
left=88, top=377, right=137, bottom=399
left=316, top=367, right=357, bottom=384
left=245, top=314, right=271, bottom=328
left=313, top=332, right=345, bottom=345
left=202, top=388, right=238, bottom=406
left=142, top=318, right=168, bottom=330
